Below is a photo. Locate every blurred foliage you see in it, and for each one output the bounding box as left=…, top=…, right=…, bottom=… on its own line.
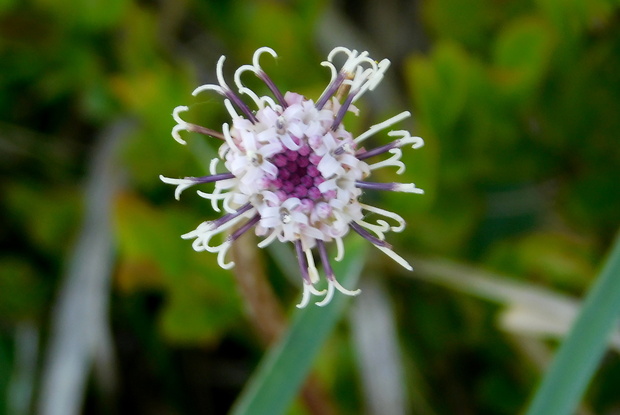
left=1, top=0, right=619, bottom=414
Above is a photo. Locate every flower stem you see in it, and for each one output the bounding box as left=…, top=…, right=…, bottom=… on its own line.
left=230, top=231, right=337, bottom=415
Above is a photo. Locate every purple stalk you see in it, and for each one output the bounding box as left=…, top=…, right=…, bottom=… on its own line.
left=356, top=141, right=399, bottom=160
left=191, top=173, right=235, bottom=184
left=331, top=92, right=355, bottom=131
left=355, top=181, right=398, bottom=191
left=229, top=213, right=261, bottom=241
left=224, top=89, right=257, bottom=123
left=187, top=124, right=225, bottom=140
left=259, top=72, right=287, bottom=108
left=315, top=72, right=346, bottom=110
left=316, top=240, right=335, bottom=280
left=350, top=222, right=392, bottom=249
left=294, top=240, right=312, bottom=284
left=209, top=203, right=253, bottom=230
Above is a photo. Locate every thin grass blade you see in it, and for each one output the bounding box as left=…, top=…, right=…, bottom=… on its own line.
left=525, top=232, right=620, bottom=415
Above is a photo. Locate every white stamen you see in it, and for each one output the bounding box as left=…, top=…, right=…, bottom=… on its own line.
left=388, top=130, right=425, bottom=149
left=315, top=281, right=334, bottom=307
left=223, top=99, right=239, bottom=119
left=192, top=83, right=225, bottom=97
left=253, top=46, right=278, bottom=69
left=159, top=175, right=199, bottom=200
left=352, top=59, right=390, bottom=102
left=209, top=158, right=220, bottom=175
left=216, top=241, right=234, bottom=269
left=332, top=278, right=362, bottom=296
left=222, top=123, right=239, bottom=152
left=368, top=148, right=405, bottom=174
left=360, top=203, right=406, bottom=232
left=196, top=189, right=228, bottom=213
left=172, top=124, right=188, bottom=145
left=320, top=61, right=338, bottom=85
left=296, top=282, right=313, bottom=308
left=375, top=244, right=413, bottom=271
left=257, top=231, right=278, bottom=248
left=335, top=237, right=345, bottom=261
left=355, top=111, right=411, bottom=144
left=215, top=55, right=230, bottom=90
left=305, top=249, right=320, bottom=284
left=171, top=106, right=190, bottom=145
left=237, top=85, right=265, bottom=110
left=394, top=183, right=424, bottom=194
left=308, top=284, right=326, bottom=295
left=355, top=219, right=388, bottom=240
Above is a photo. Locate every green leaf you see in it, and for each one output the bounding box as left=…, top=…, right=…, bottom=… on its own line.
left=525, top=231, right=620, bottom=415
left=230, top=237, right=367, bottom=415
left=405, top=42, right=473, bottom=137
left=492, top=17, right=555, bottom=102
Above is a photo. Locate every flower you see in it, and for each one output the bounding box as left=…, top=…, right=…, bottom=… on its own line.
left=160, top=47, right=424, bottom=308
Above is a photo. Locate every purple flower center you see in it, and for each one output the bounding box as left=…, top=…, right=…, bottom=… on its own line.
left=270, top=146, right=326, bottom=202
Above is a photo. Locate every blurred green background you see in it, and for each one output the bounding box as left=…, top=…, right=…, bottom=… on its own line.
left=1, top=0, right=619, bottom=414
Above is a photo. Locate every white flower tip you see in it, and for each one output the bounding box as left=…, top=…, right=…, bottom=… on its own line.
left=172, top=125, right=188, bottom=145
left=375, top=245, right=413, bottom=271
left=399, top=136, right=425, bottom=149
left=333, top=278, right=361, bottom=296
left=411, top=136, right=425, bottom=149
left=296, top=282, right=313, bottom=308
left=308, top=284, right=327, bottom=296
left=395, top=183, right=424, bottom=194
left=172, top=105, right=189, bottom=120
left=255, top=46, right=278, bottom=63
left=315, top=281, right=335, bottom=307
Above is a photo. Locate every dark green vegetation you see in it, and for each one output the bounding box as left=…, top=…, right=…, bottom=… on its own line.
left=1, top=0, right=619, bottom=414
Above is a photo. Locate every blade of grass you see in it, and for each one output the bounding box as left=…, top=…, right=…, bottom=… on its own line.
left=230, top=237, right=367, bottom=415
left=525, top=231, right=620, bottom=415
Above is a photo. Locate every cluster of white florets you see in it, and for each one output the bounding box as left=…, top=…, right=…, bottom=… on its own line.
left=221, top=91, right=368, bottom=251
left=161, top=47, right=425, bottom=308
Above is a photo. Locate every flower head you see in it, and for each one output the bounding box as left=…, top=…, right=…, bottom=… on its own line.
left=161, top=47, right=424, bottom=308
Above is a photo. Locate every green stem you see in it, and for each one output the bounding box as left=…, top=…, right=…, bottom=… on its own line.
left=525, top=231, right=620, bottom=415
